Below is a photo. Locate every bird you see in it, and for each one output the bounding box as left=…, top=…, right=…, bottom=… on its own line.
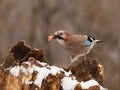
left=48, top=30, right=105, bottom=64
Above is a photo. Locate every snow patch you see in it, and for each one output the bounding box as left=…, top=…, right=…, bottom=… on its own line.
left=20, top=66, right=28, bottom=75
left=32, top=65, right=71, bottom=87
left=9, top=61, right=72, bottom=87
left=25, top=80, right=33, bottom=85
left=61, top=78, right=105, bottom=90
left=33, top=66, right=50, bottom=87
left=80, top=80, right=105, bottom=90
left=10, top=66, right=20, bottom=77
left=25, top=61, right=31, bottom=66
left=9, top=60, right=105, bottom=90
left=61, top=76, right=79, bottom=90
left=48, top=66, right=63, bottom=75
left=36, top=60, right=47, bottom=66
left=80, top=80, right=99, bottom=89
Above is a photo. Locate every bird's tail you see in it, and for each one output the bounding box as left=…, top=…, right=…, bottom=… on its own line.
left=96, top=40, right=107, bottom=43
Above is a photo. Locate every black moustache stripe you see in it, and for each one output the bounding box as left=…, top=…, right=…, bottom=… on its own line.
left=88, top=36, right=95, bottom=42
left=54, top=35, right=64, bottom=40
left=57, top=35, right=64, bottom=40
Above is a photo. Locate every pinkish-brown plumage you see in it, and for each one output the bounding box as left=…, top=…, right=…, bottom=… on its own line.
left=48, top=30, right=101, bottom=64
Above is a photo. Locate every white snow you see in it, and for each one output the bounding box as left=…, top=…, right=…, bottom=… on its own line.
left=64, top=70, right=72, bottom=76
left=25, top=61, right=31, bottom=66
left=36, top=60, right=47, bottom=66
left=9, top=60, right=106, bottom=90
left=10, top=66, right=20, bottom=77
left=25, top=80, right=33, bottom=85
left=61, top=76, right=79, bottom=90
left=48, top=66, right=63, bottom=75
left=9, top=61, right=72, bottom=87
left=32, top=65, right=71, bottom=87
left=80, top=80, right=105, bottom=90
left=33, top=66, right=50, bottom=87
left=47, top=66, right=71, bottom=76
left=20, top=66, right=28, bottom=75
left=80, top=80, right=99, bottom=89
left=61, top=78, right=105, bottom=90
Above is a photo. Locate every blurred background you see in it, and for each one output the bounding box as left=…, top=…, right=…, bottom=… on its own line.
left=0, top=0, right=119, bottom=89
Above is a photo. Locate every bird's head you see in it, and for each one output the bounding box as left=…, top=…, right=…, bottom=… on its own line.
left=48, top=30, right=70, bottom=42
left=54, top=30, right=65, bottom=40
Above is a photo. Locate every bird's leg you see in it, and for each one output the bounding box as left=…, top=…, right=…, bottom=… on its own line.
left=69, top=56, right=74, bottom=66
left=84, top=55, right=86, bottom=60
left=69, top=62, right=73, bottom=66
left=83, top=54, right=87, bottom=63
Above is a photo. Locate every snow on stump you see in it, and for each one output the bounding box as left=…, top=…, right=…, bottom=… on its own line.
left=0, top=40, right=107, bottom=90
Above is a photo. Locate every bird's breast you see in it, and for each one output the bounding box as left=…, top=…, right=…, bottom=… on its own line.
left=56, top=38, right=65, bottom=46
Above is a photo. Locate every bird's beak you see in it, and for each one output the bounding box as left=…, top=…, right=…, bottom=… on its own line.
left=48, top=35, right=56, bottom=42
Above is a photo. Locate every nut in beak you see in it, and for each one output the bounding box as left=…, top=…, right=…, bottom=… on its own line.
left=48, top=35, right=54, bottom=42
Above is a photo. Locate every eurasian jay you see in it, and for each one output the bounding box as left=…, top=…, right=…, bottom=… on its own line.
left=48, top=30, right=104, bottom=64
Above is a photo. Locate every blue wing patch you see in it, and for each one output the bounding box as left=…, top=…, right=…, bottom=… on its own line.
left=84, top=40, right=91, bottom=46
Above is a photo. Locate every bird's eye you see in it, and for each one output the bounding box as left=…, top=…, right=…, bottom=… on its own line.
left=59, top=32, right=63, bottom=35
